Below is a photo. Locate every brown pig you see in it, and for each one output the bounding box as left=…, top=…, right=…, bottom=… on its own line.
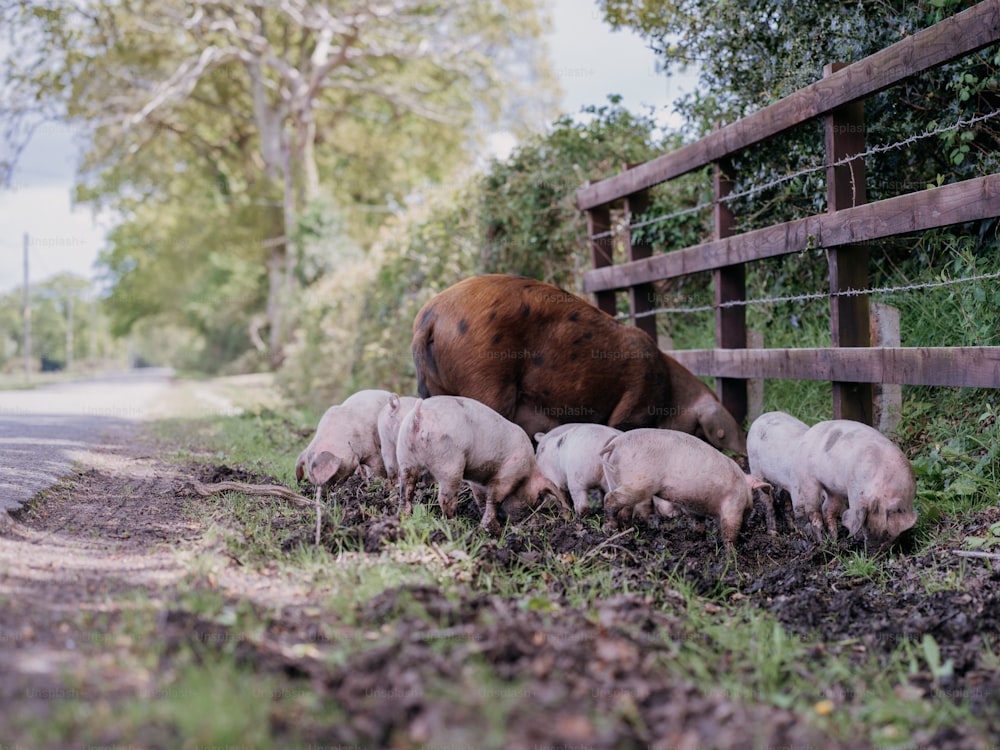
left=376, top=394, right=421, bottom=482
left=798, top=419, right=917, bottom=545
left=295, top=389, right=392, bottom=486
left=411, top=275, right=746, bottom=454
left=600, top=428, right=771, bottom=548
left=396, top=395, right=569, bottom=534
left=533, top=423, right=624, bottom=516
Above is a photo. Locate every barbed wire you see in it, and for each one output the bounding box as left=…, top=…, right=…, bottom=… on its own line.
left=591, top=108, right=1000, bottom=242
left=616, top=269, right=1000, bottom=320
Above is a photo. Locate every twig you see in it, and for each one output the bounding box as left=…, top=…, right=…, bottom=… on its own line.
left=592, top=543, right=640, bottom=564
left=315, top=485, right=323, bottom=547
left=186, top=480, right=324, bottom=547
left=186, top=480, right=313, bottom=508
left=582, top=527, right=636, bottom=561
left=952, top=550, right=1000, bottom=561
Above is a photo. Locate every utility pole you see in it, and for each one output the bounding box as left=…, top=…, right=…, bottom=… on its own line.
left=22, top=233, right=30, bottom=382
left=89, top=297, right=97, bottom=364
left=65, top=294, right=74, bottom=372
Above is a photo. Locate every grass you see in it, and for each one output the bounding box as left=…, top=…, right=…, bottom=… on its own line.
left=836, top=548, right=888, bottom=582
left=11, top=372, right=1000, bottom=748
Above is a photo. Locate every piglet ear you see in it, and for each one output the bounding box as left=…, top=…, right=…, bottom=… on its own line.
left=843, top=507, right=866, bottom=536
left=310, top=451, right=340, bottom=485
left=888, top=509, right=918, bottom=538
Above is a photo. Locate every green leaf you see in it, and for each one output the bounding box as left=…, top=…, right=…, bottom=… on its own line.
left=922, top=633, right=941, bottom=671
left=921, top=634, right=954, bottom=680
left=946, top=477, right=979, bottom=496
left=964, top=536, right=987, bottom=549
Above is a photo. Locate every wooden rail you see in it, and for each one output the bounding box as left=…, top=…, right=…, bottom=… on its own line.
left=584, top=175, right=1000, bottom=292
left=576, top=0, right=1000, bottom=426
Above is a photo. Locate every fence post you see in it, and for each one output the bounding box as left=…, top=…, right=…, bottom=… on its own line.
left=870, top=302, right=902, bottom=434
left=622, top=167, right=656, bottom=340
left=713, top=156, right=748, bottom=426
left=824, top=62, right=873, bottom=425
left=586, top=203, right=616, bottom=317
left=747, top=329, right=765, bottom=423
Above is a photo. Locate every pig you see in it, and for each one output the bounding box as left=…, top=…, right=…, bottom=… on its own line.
left=798, top=419, right=917, bottom=545
left=396, top=395, right=570, bottom=534
left=599, top=428, right=772, bottom=548
left=295, top=389, right=392, bottom=486
left=533, top=423, right=624, bottom=516
left=747, top=410, right=810, bottom=531
left=376, top=394, right=421, bottom=482
left=411, top=274, right=746, bottom=454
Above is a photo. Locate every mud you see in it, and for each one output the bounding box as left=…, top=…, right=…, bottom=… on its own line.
left=4, top=452, right=1000, bottom=748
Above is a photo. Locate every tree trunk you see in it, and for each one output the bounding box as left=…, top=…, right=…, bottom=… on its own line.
left=300, top=117, right=320, bottom=203
left=267, top=241, right=285, bottom=368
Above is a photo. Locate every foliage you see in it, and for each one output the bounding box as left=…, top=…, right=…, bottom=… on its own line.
left=287, top=102, right=685, bottom=405
left=276, top=248, right=381, bottom=413
left=1, top=0, right=556, bottom=370
left=0, top=273, right=121, bottom=373
left=477, top=100, right=671, bottom=290
left=964, top=520, right=1000, bottom=550
left=597, top=0, right=1000, bottom=293
left=584, top=0, right=1000, bottom=439
left=904, top=396, right=1000, bottom=510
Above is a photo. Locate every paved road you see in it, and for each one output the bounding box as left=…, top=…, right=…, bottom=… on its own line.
left=0, top=369, right=174, bottom=514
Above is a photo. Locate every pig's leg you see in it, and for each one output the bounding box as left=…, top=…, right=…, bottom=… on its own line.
left=398, top=467, right=420, bottom=517
left=603, top=487, right=645, bottom=532
left=719, top=498, right=745, bottom=549
left=436, top=476, right=464, bottom=518
left=480, top=488, right=503, bottom=535
left=822, top=491, right=847, bottom=537
left=606, top=388, right=660, bottom=431
left=567, top=483, right=593, bottom=516
left=362, top=451, right=387, bottom=481
left=479, top=383, right=519, bottom=424
left=773, top=487, right=795, bottom=531
left=652, top=496, right=680, bottom=517
left=630, top=498, right=657, bottom=527
left=513, top=401, right=558, bottom=435
left=757, top=487, right=778, bottom=536
left=795, top=478, right=826, bottom=542
left=468, top=482, right=487, bottom=512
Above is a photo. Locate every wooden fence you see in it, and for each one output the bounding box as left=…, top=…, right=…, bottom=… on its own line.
left=576, top=0, right=1000, bottom=428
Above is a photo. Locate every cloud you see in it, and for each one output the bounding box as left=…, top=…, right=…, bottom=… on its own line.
left=546, top=0, right=698, bottom=129
left=0, top=184, right=111, bottom=294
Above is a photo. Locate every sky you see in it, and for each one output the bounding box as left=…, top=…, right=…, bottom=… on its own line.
left=0, top=0, right=698, bottom=296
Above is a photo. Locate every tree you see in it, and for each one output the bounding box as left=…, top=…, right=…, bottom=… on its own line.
left=596, top=0, right=1000, bottom=249
left=0, top=274, right=109, bottom=372
left=1, top=0, right=555, bottom=367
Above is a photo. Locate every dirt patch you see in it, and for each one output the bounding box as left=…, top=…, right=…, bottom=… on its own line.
left=0, top=438, right=196, bottom=729
left=4, top=444, right=1000, bottom=747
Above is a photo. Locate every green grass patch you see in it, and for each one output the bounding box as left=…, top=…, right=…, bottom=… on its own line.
left=61, top=378, right=984, bottom=748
